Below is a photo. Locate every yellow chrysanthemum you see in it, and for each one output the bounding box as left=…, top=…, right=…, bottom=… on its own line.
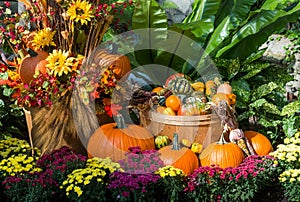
left=46, top=49, right=75, bottom=77
left=32, top=28, right=56, bottom=49
left=67, top=0, right=94, bottom=25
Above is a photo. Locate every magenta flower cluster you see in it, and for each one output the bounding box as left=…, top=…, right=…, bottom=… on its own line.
left=118, top=146, right=164, bottom=174
left=1, top=146, right=87, bottom=201
left=36, top=146, right=87, bottom=173
left=108, top=171, right=160, bottom=202
left=185, top=155, right=278, bottom=201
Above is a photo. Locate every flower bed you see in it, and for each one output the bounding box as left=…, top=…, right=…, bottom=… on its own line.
left=0, top=136, right=299, bottom=202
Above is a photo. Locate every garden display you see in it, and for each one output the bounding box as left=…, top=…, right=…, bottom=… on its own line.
left=1, top=0, right=300, bottom=201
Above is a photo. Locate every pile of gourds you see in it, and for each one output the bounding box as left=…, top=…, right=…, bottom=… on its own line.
left=150, top=73, right=237, bottom=116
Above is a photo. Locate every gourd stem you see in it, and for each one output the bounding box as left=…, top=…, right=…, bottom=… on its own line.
left=172, top=133, right=181, bottom=150
left=115, top=114, right=127, bottom=129
left=27, top=48, right=38, bottom=57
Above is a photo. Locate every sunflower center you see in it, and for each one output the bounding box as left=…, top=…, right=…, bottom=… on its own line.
left=76, top=8, right=85, bottom=16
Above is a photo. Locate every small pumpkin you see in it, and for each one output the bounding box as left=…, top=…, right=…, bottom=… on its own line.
left=19, top=49, right=48, bottom=84
left=164, top=73, right=185, bottom=88
left=162, top=107, right=176, bottom=116
left=191, top=142, right=203, bottom=153
left=159, top=133, right=199, bottom=174
left=199, top=132, right=244, bottom=168
left=155, top=135, right=170, bottom=149
left=94, top=49, right=131, bottom=80
left=211, top=93, right=231, bottom=105
left=244, top=131, right=273, bottom=156
left=168, top=77, right=193, bottom=96
left=181, top=138, right=192, bottom=148
left=87, top=114, right=155, bottom=162
left=205, top=80, right=217, bottom=97
left=156, top=106, right=166, bottom=114
left=165, top=95, right=181, bottom=112
left=217, top=82, right=233, bottom=94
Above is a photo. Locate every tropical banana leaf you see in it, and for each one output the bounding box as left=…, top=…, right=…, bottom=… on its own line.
left=183, top=0, right=222, bottom=23
left=132, top=0, right=168, bottom=65
left=216, top=1, right=300, bottom=58
left=204, top=0, right=257, bottom=56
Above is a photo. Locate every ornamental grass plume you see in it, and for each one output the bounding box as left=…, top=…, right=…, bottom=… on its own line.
left=60, top=157, right=121, bottom=202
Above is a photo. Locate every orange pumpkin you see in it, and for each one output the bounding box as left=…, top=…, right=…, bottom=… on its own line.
left=200, top=132, right=244, bottom=168
left=244, top=131, right=273, bottom=155
left=19, top=49, right=48, bottom=83
left=159, top=133, right=199, bottom=174
left=87, top=114, right=155, bottom=162
left=166, top=95, right=181, bottom=112
left=211, top=93, right=231, bottom=105
left=94, top=49, right=131, bottom=80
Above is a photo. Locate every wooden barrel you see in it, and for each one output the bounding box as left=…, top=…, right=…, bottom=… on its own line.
left=147, top=111, right=223, bottom=149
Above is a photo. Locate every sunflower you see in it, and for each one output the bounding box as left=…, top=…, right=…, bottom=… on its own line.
left=67, top=0, right=94, bottom=25
left=46, top=49, right=75, bottom=77
left=32, top=28, right=56, bottom=50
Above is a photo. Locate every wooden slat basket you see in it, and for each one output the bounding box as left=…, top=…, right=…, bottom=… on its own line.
left=147, top=110, right=223, bottom=149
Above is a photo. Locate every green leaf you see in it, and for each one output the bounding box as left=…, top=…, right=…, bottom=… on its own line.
left=281, top=101, right=300, bottom=116
left=0, top=72, right=8, bottom=80
left=183, top=0, right=222, bottom=23
left=217, top=2, right=300, bottom=58
left=262, top=102, right=281, bottom=115
left=259, top=117, right=281, bottom=128
left=0, top=99, right=4, bottom=108
left=231, top=79, right=251, bottom=105
left=241, top=62, right=270, bottom=80
left=237, top=110, right=255, bottom=121
left=249, top=98, right=267, bottom=108
left=204, top=0, right=257, bottom=56
left=251, top=82, right=278, bottom=101
left=42, top=81, right=49, bottom=89
left=282, top=116, right=300, bottom=137
left=132, top=0, right=168, bottom=65
left=3, top=88, right=14, bottom=97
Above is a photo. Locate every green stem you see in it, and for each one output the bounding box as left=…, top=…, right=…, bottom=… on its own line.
left=26, top=48, right=38, bottom=57
left=172, top=133, right=181, bottom=150
left=115, top=114, right=127, bottom=129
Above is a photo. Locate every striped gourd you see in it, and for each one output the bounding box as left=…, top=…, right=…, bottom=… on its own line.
left=168, top=78, right=193, bottom=95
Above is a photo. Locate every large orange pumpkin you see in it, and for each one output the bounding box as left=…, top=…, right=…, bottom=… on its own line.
left=87, top=114, right=155, bottom=162
left=94, top=49, right=131, bottom=80
left=244, top=131, right=273, bottom=156
left=19, top=49, right=48, bottom=83
left=159, top=133, right=199, bottom=174
left=200, top=132, right=244, bottom=168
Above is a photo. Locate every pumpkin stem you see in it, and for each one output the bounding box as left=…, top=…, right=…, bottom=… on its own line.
left=115, top=113, right=127, bottom=129
left=217, top=126, right=228, bottom=145
left=27, top=48, right=38, bottom=57
left=172, top=133, right=181, bottom=150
